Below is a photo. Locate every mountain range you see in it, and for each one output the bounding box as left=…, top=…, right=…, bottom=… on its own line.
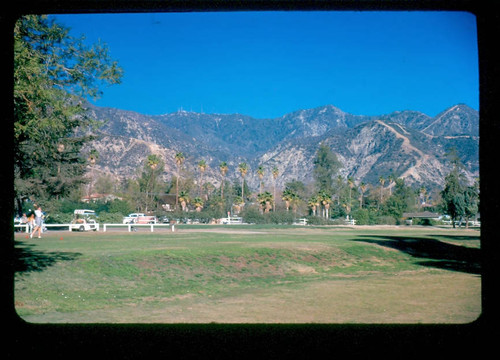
left=85, top=103, right=479, bottom=192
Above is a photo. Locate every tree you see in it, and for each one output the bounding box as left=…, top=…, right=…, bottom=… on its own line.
left=175, top=152, right=185, bottom=209
left=318, top=191, right=332, bottom=218
left=359, top=182, right=367, bottom=209
left=272, top=166, right=279, bottom=211
left=281, top=188, right=294, bottom=212
left=179, top=190, right=190, bottom=212
left=144, top=154, right=163, bottom=212
left=197, top=159, right=207, bottom=198
left=463, top=184, right=479, bottom=228
left=378, top=176, right=385, bottom=209
left=387, top=174, right=395, bottom=196
left=347, top=177, right=355, bottom=214
left=313, top=144, right=341, bottom=195
left=193, top=197, right=204, bottom=212
left=308, top=195, right=320, bottom=216
left=256, top=165, right=265, bottom=194
left=382, top=178, right=415, bottom=222
left=282, top=188, right=300, bottom=213
left=86, top=149, right=99, bottom=199
left=441, top=172, right=465, bottom=228
left=14, top=15, right=122, bottom=207
left=441, top=147, right=472, bottom=228
left=237, top=162, right=249, bottom=201
left=257, top=191, right=273, bottom=213
left=219, top=161, right=228, bottom=200
left=232, top=196, right=244, bottom=214
left=135, top=154, right=164, bottom=212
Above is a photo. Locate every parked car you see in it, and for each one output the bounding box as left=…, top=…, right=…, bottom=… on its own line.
left=159, top=216, right=170, bottom=223
left=135, top=215, right=157, bottom=224
left=122, top=213, right=145, bottom=224
left=70, top=209, right=99, bottom=232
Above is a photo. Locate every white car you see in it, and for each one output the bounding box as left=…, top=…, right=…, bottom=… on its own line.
left=122, top=213, right=145, bottom=224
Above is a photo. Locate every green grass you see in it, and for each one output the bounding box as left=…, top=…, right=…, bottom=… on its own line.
left=14, top=225, right=481, bottom=322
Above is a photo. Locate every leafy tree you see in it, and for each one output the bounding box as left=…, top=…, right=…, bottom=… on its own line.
left=463, top=183, right=479, bottom=228
left=313, top=143, right=341, bottom=195
left=441, top=172, right=465, bottom=228
left=382, top=178, right=415, bottom=222
left=14, top=15, right=122, bottom=208
left=440, top=147, right=476, bottom=228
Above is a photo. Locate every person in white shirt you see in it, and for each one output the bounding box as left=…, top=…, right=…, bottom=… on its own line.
left=30, top=206, right=43, bottom=239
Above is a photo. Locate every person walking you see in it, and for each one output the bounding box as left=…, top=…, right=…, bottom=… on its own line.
left=30, top=206, right=43, bottom=239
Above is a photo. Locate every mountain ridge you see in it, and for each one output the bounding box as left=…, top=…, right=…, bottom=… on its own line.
left=85, top=103, right=479, bottom=191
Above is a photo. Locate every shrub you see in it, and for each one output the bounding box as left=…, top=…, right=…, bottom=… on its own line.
left=97, top=211, right=124, bottom=224
left=268, top=211, right=296, bottom=224
left=44, top=212, right=73, bottom=224
left=375, top=215, right=397, bottom=225
left=305, top=216, right=335, bottom=225
left=241, top=207, right=265, bottom=224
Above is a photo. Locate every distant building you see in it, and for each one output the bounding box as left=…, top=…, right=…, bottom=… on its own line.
left=81, top=193, right=122, bottom=203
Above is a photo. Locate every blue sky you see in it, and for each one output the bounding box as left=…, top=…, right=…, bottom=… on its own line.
left=54, top=11, right=478, bottom=119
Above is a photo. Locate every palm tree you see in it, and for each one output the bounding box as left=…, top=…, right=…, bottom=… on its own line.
left=237, top=162, right=248, bottom=202
left=347, top=177, right=354, bottom=214
left=219, top=161, right=228, bottom=199
left=87, top=148, right=99, bottom=198
left=232, top=195, right=244, bottom=214
left=308, top=195, right=319, bottom=216
left=378, top=176, right=385, bottom=209
left=146, top=154, right=160, bottom=212
left=318, top=191, right=332, bottom=218
left=282, top=188, right=293, bottom=212
left=179, top=190, right=190, bottom=212
left=257, top=191, right=273, bottom=213
left=175, top=152, right=185, bottom=209
left=272, top=166, right=279, bottom=211
left=256, top=165, right=265, bottom=194
left=197, top=159, right=207, bottom=198
left=418, top=186, right=427, bottom=209
left=359, top=182, right=367, bottom=208
left=388, top=174, right=395, bottom=196
left=193, top=197, right=204, bottom=212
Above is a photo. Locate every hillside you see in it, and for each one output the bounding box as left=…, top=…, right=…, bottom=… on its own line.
left=85, top=103, right=479, bottom=191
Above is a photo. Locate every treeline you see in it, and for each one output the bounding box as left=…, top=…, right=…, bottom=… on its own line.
left=31, top=144, right=478, bottom=229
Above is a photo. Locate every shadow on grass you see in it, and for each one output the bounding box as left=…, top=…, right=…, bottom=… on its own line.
left=14, top=241, right=81, bottom=274
left=353, top=235, right=481, bottom=275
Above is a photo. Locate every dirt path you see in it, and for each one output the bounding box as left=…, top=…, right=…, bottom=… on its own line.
left=376, top=120, right=429, bottom=182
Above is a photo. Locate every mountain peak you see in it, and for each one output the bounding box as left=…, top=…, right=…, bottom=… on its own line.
left=422, top=104, right=479, bottom=137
